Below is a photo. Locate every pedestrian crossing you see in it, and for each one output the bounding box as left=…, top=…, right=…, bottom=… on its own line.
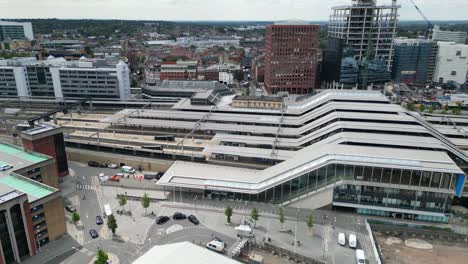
left=76, top=184, right=94, bottom=190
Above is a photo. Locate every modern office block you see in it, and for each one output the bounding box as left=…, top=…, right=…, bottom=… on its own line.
left=432, top=25, right=467, bottom=44
left=0, top=21, right=34, bottom=41
left=264, top=21, right=319, bottom=95
left=433, top=42, right=468, bottom=86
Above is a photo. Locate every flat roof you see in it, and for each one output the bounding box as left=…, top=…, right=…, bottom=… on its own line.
left=133, top=242, right=241, bottom=264
left=0, top=174, right=56, bottom=202
left=0, top=143, right=49, bottom=173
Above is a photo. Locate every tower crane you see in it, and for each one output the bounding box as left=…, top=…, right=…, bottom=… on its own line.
left=407, top=0, right=434, bottom=38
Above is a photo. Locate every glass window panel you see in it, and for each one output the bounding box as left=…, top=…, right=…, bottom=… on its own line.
left=291, top=177, right=300, bottom=197
left=421, top=171, right=431, bottom=187
left=401, top=170, right=411, bottom=185
left=372, top=168, right=383, bottom=183
left=283, top=180, right=292, bottom=200
left=441, top=173, right=451, bottom=189
left=273, top=185, right=282, bottom=201
left=450, top=174, right=457, bottom=190
left=431, top=172, right=441, bottom=189
left=345, top=165, right=354, bottom=179
left=382, top=168, right=392, bottom=183
left=410, top=171, right=422, bottom=186
left=308, top=170, right=317, bottom=189
left=328, top=164, right=337, bottom=184
left=318, top=167, right=327, bottom=186
left=298, top=173, right=308, bottom=193
left=336, top=164, right=345, bottom=178
left=363, top=167, right=373, bottom=182
left=354, top=166, right=364, bottom=181
left=391, top=169, right=401, bottom=184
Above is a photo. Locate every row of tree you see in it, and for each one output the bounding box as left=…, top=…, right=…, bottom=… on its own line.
left=224, top=206, right=314, bottom=232
left=406, top=102, right=463, bottom=115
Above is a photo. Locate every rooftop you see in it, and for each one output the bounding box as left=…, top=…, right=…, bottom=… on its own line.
left=132, top=242, right=241, bottom=264
left=0, top=174, right=56, bottom=202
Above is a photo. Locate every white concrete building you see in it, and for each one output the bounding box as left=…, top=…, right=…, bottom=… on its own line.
left=0, top=57, right=131, bottom=100
left=432, top=25, right=467, bottom=44
left=433, top=42, right=468, bottom=86
left=0, top=21, right=34, bottom=41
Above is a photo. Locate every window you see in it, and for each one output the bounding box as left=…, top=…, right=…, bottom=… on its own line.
left=456, top=51, right=461, bottom=56
left=451, top=71, right=457, bottom=76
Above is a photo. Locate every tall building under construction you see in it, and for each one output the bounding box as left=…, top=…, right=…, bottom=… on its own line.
left=328, top=0, right=400, bottom=71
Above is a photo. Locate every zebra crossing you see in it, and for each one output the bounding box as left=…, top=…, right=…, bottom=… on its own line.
left=76, top=184, right=94, bottom=190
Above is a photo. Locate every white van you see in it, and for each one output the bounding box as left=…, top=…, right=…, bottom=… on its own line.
left=355, top=249, right=366, bottom=264
left=120, top=166, right=135, bottom=174
left=206, top=240, right=225, bottom=252
left=349, top=234, right=357, bottom=248
left=235, top=225, right=254, bottom=238
left=338, top=232, right=346, bottom=246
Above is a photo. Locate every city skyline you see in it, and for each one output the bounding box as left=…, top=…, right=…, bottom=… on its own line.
left=1, top=0, right=468, bottom=21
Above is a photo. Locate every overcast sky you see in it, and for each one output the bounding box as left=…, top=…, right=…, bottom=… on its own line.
left=0, top=0, right=467, bottom=21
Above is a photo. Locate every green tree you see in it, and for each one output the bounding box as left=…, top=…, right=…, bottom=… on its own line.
left=419, top=104, right=425, bottom=113
left=428, top=105, right=435, bottom=114
left=279, top=207, right=285, bottom=229
left=406, top=102, right=415, bottom=111
left=307, top=214, right=314, bottom=232
left=84, top=46, right=94, bottom=56
left=72, top=212, right=80, bottom=224
left=118, top=194, right=127, bottom=210
left=94, top=249, right=109, bottom=264
left=141, top=192, right=150, bottom=214
left=250, top=208, right=260, bottom=228
left=224, top=206, right=233, bottom=223
left=107, top=215, right=118, bottom=235
left=443, top=103, right=449, bottom=114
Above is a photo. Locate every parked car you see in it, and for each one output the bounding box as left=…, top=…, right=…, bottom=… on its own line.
left=206, top=240, right=225, bottom=252
left=96, top=215, right=104, bottom=225
left=108, top=164, right=118, bottom=169
left=99, top=163, right=108, bottom=168
left=155, top=216, right=170, bottom=225
left=0, top=164, right=13, bottom=171
left=172, top=212, right=186, bottom=220
left=109, top=175, right=121, bottom=182
left=349, top=234, right=357, bottom=248
left=338, top=232, right=346, bottom=246
left=88, top=161, right=100, bottom=167
left=89, top=229, right=99, bottom=239
left=355, top=249, right=366, bottom=264
left=65, top=205, right=76, bottom=213
left=188, top=215, right=199, bottom=225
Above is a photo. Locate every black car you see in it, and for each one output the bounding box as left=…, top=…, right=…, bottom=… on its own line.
left=155, top=216, right=170, bottom=225
left=89, top=229, right=99, bottom=239
left=188, top=215, right=199, bottom=225
left=65, top=205, right=76, bottom=212
left=172, top=212, right=186, bottom=220
left=88, top=161, right=100, bottom=167
left=99, top=163, right=108, bottom=168
left=96, top=215, right=103, bottom=225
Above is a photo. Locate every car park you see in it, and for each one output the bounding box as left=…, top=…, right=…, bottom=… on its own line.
left=156, top=216, right=170, bottom=225
left=172, top=212, right=186, bottom=220
left=0, top=164, right=13, bottom=171
left=96, top=215, right=104, bottom=225
left=89, top=229, right=99, bottom=239
left=188, top=215, right=199, bottom=225
left=65, top=205, right=76, bottom=212
left=88, top=161, right=100, bottom=167
left=338, top=232, right=346, bottom=246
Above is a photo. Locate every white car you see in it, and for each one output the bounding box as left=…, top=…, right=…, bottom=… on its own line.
left=338, top=232, right=346, bottom=246
left=349, top=234, right=357, bottom=248
left=0, top=164, right=13, bottom=171
left=107, top=164, right=118, bottom=169
left=206, top=240, right=225, bottom=252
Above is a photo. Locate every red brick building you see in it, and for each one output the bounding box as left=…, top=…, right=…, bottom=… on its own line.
left=159, top=61, right=198, bottom=80
left=264, top=22, right=320, bottom=94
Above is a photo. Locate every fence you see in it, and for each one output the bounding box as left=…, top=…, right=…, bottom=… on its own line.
left=365, top=220, right=383, bottom=264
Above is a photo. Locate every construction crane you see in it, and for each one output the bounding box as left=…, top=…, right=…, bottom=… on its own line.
left=407, top=0, right=434, bottom=38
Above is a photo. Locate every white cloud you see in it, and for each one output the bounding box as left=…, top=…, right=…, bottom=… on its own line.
left=0, top=0, right=466, bottom=21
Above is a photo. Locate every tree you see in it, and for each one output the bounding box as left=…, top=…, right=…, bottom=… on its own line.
left=72, top=212, right=80, bottom=224
left=419, top=104, right=425, bottom=113
left=443, top=103, right=449, bottom=114
left=107, top=215, right=118, bottom=235
left=307, top=214, right=314, bottom=232
left=428, top=105, right=435, bottom=114
left=406, top=102, right=415, bottom=111
left=250, top=208, right=259, bottom=228
left=279, top=207, right=285, bottom=229
left=94, top=249, right=109, bottom=264
left=84, top=46, right=94, bottom=57
left=141, top=192, right=150, bottom=214
left=224, top=206, right=233, bottom=224
left=118, top=194, right=127, bottom=210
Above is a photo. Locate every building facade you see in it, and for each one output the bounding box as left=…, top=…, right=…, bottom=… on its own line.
left=433, top=42, right=468, bottom=86
left=328, top=0, right=399, bottom=70
left=264, top=21, right=319, bottom=95
left=0, top=21, right=34, bottom=41
left=159, top=61, right=198, bottom=81
left=392, top=38, right=436, bottom=84
left=432, top=25, right=467, bottom=44
left=0, top=57, right=131, bottom=100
